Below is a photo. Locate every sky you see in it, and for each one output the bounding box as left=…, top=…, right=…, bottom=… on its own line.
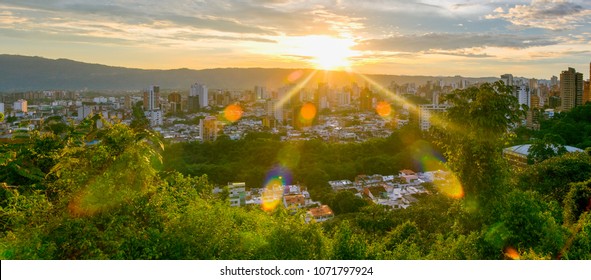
left=0, top=0, right=590, bottom=79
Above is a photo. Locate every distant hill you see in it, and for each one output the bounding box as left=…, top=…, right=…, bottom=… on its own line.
left=0, top=54, right=499, bottom=92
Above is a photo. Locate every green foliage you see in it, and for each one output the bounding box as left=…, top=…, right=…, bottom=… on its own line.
left=0, top=132, right=64, bottom=187
left=325, top=191, right=368, bottom=215
left=163, top=127, right=435, bottom=202
left=533, top=103, right=591, bottom=149
left=560, top=213, right=591, bottom=260
left=563, top=180, right=591, bottom=226
left=527, top=134, right=567, bottom=164
left=425, top=232, right=481, bottom=260
left=130, top=102, right=150, bottom=130
left=483, top=190, right=566, bottom=257
left=5, top=115, right=17, bottom=124
left=331, top=220, right=367, bottom=259
left=517, top=152, right=591, bottom=203
left=2, top=110, right=591, bottom=260
left=432, top=82, right=523, bottom=206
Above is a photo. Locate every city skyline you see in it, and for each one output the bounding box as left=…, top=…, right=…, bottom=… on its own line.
left=0, top=0, right=590, bottom=78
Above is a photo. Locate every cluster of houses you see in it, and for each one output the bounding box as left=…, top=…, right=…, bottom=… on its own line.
left=329, top=169, right=442, bottom=209
left=221, top=182, right=334, bottom=223
left=220, top=169, right=447, bottom=223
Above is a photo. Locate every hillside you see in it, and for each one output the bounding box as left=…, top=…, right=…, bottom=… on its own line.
left=0, top=54, right=499, bottom=92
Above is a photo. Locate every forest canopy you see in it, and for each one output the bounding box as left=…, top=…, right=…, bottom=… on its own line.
left=1, top=82, right=590, bottom=260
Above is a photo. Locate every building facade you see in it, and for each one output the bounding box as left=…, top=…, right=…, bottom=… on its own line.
left=190, top=83, right=208, bottom=109
left=13, top=99, right=27, bottom=113
left=143, top=85, right=160, bottom=111
left=560, top=67, right=584, bottom=111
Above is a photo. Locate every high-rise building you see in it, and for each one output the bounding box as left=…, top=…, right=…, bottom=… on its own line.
left=359, top=87, right=373, bottom=111
left=460, top=79, right=469, bottom=89
left=530, top=93, right=540, bottom=109
left=255, top=86, right=267, bottom=100
left=351, top=82, right=360, bottom=100
left=419, top=103, right=451, bottom=131
left=583, top=80, right=590, bottom=105
left=517, top=85, right=530, bottom=107
left=551, top=76, right=559, bottom=87
left=200, top=116, right=220, bottom=142
left=337, top=91, right=351, bottom=106
left=501, top=74, right=514, bottom=86
left=144, top=110, right=163, bottom=127
left=560, top=67, right=584, bottom=111
left=315, top=82, right=329, bottom=110
left=585, top=62, right=591, bottom=105
left=529, top=79, right=538, bottom=93
left=77, top=106, right=93, bottom=120
left=168, top=92, right=181, bottom=103
left=124, top=95, right=132, bottom=109
left=190, top=83, right=208, bottom=109
left=13, top=99, right=27, bottom=113
left=266, top=99, right=283, bottom=123
left=501, top=74, right=517, bottom=97
left=143, top=85, right=160, bottom=111
left=168, top=92, right=182, bottom=112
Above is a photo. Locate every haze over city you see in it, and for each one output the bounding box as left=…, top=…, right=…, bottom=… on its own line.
left=1, top=0, right=590, bottom=78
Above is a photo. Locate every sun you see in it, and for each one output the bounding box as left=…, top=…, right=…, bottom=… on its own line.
left=280, top=35, right=358, bottom=70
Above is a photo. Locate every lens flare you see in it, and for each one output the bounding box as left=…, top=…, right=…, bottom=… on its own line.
left=262, top=177, right=284, bottom=212
left=375, top=101, right=392, bottom=118
left=300, top=102, right=317, bottom=121
left=409, top=140, right=446, bottom=171
left=407, top=140, right=464, bottom=199
left=504, top=246, right=520, bottom=260
left=261, top=167, right=292, bottom=212
left=287, top=70, right=304, bottom=83
left=435, top=171, right=464, bottom=199
left=224, top=104, right=243, bottom=122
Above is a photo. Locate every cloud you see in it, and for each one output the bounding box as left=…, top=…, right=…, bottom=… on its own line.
left=424, top=50, right=494, bottom=58
left=355, top=33, right=559, bottom=52
left=486, top=0, right=591, bottom=30
left=526, top=49, right=591, bottom=58
left=0, top=0, right=369, bottom=40
left=0, top=0, right=290, bottom=50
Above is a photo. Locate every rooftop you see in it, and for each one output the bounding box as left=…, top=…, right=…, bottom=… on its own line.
left=308, top=205, right=334, bottom=217
left=504, top=144, right=583, bottom=156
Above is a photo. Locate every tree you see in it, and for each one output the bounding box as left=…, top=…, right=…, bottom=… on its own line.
left=327, top=190, right=368, bottom=215
left=6, top=115, right=17, bottom=124
left=517, top=152, right=591, bottom=204
left=431, top=81, right=524, bottom=208
left=130, top=101, right=149, bottom=131
left=331, top=220, right=367, bottom=259
left=495, top=190, right=566, bottom=257
left=563, top=180, right=591, bottom=226
left=527, top=134, right=567, bottom=164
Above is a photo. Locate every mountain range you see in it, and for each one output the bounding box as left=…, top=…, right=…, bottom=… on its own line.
left=0, top=54, right=500, bottom=92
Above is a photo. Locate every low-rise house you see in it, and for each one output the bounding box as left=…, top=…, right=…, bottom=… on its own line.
left=283, top=194, right=305, bottom=209
left=228, top=182, right=246, bottom=207
left=306, top=205, right=334, bottom=223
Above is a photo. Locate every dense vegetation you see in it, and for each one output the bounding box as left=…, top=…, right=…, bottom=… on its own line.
left=1, top=82, right=590, bottom=259
left=515, top=102, right=591, bottom=149
left=162, top=124, right=439, bottom=203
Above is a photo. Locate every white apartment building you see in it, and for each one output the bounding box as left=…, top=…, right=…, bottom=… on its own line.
left=190, top=83, right=208, bottom=108
left=13, top=99, right=27, bottom=113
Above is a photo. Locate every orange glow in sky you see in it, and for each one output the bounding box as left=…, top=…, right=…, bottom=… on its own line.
left=1, top=1, right=589, bottom=78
